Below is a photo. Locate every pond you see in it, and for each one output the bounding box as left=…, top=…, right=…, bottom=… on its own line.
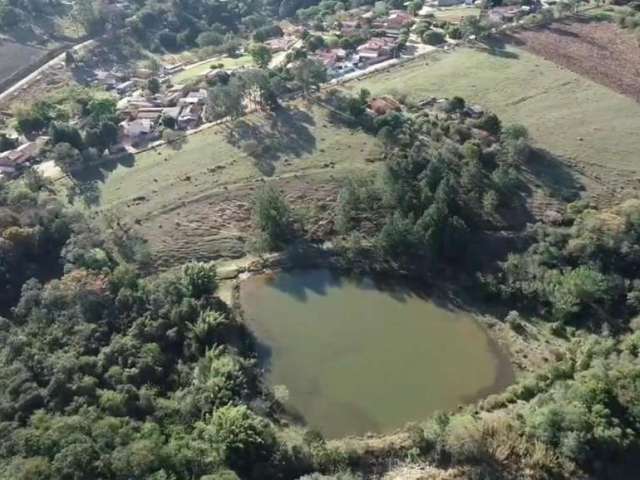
left=239, top=269, right=513, bottom=438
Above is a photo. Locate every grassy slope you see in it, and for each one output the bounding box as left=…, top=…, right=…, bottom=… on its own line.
left=433, top=6, right=481, bottom=22
left=172, top=55, right=253, bottom=84
left=78, top=103, right=380, bottom=265
left=351, top=47, right=640, bottom=171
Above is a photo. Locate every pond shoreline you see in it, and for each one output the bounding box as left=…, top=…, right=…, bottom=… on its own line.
left=223, top=247, right=542, bottom=441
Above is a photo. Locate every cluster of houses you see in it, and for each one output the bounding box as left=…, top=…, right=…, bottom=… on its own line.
left=305, top=9, right=414, bottom=78
left=91, top=68, right=212, bottom=146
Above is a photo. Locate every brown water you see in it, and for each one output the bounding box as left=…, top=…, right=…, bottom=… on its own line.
left=240, top=269, right=513, bottom=438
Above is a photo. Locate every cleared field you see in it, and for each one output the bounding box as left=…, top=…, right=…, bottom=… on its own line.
left=350, top=46, right=640, bottom=173
left=510, top=19, right=640, bottom=102
left=0, top=39, right=48, bottom=85
left=433, top=6, right=480, bottom=22
left=172, top=55, right=253, bottom=84
left=77, top=103, right=380, bottom=266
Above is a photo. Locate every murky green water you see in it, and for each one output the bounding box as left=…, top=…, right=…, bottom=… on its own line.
left=240, top=269, right=513, bottom=438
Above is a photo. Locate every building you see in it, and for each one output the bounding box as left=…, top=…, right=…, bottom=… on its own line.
left=120, top=119, right=153, bottom=139
left=0, top=137, right=47, bottom=170
left=178, top=89, right=208, bottom=107
left=385, top=10, right=415, bottom=34
left=115, top=80, right=137, bottom=95
left=177, top=104, right=202, bottom=130
left=356, top=37, right=399, bottom=66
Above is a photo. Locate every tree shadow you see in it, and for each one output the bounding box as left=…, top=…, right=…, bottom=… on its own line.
left=225, top=106, right=317, bottom=177
left=524, top=148, right=584, bottom=202
left=482, top=36, right=521, bottom=59
left=67, top=152, right=136, bottom=206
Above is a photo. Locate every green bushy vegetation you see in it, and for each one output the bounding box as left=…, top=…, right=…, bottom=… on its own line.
left=483, top=199, right=640, bottom=325
left=327, top=91, right=527, bottom=266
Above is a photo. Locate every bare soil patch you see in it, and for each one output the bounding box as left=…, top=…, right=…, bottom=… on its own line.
left=510, top=19, right=640, bottom=102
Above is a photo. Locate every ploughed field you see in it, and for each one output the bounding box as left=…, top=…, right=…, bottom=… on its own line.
left=0, top=39, right=48, bottom=85
left=240, top=269, right=513, bottom=438
left=510, top=18, right=640, bottom=102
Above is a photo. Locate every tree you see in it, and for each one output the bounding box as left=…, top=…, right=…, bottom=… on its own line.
left=292, top=58, right=327, bottom=94
left=249, top=43, right=273, bottom=69
left=197, top=31, right=224, bottom=48
left=50, top=143, right=82, bottom=172
left=422, top=30, right=445, bottom=46
left=86, top=98, right=117, bottom=124
left=182, top=262, right=217, bottom=298
left=147, top=77, right=161, bottom=94
left=252, top=185, right=293, bottom=251
left=206, top=405, right=275, bottom=473
left=206, top=80, right=245, bottom=121
left=49, top=122, right=84, bottom=150
left=64, top=51, right=75, bottom=67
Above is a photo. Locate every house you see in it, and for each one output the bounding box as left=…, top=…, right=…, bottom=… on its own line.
left=356, top=37, right=399, bottom=66
left=178, top=89, right=208, bottom=107
left=384, top=10, right=414, bottom=34
left=161, top=63, right=185, bottom=76
left=93, top=70, right=121, bottom=89
left=368, top=96, right=402, bottom=116
left=314, top=49, right=353, bottom=77
left=135, top=108, right=164, bottom=123
left=177, top=104, right=202, bottom=130
left=489, top=7, right=523, bottom=22
left=115, top=80, right=137, bottom=95
left=120, top=119, right=153, bottom=139
left=0, top=138, right=47, bottom=169
left=162, top=106, right=182, bottom=123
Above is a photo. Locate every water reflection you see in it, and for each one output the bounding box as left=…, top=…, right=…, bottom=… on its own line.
left=241, top=269, right=513, bottom=438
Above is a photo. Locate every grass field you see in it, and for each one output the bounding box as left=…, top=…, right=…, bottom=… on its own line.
left=350, top=46, right=640, bottom=172
left=75, top=103, right=380, bottom=266
left=172, top=55, right=253, bottom=84
left=433, top=6, right=480, bottom=22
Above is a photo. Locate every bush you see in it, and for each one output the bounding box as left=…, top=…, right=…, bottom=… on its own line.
left=422, top=30, right=446, bottom=46
left=207, top=405, right=275, bottom=472
left=252, top=185, right=294, bottom=251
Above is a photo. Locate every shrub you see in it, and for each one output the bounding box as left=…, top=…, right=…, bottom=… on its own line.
left=206, top=405, right=275, bottom=472
left=422, top=30, right=446, bottom=46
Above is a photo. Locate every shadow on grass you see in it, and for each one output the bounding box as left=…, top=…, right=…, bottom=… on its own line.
left=67, top=152, right=136, bottom=206
left=225, top=106, right=317, bottom=177
left=525, top=147, right=583, bottom=202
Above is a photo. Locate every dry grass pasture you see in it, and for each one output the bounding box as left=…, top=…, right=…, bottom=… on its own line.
left=71, top=103, right=381, bottom=267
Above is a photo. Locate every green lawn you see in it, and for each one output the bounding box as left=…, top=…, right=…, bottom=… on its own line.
left=351, top=47, right=640, bottom=171
left=172, top=55, right=253, bottom=84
